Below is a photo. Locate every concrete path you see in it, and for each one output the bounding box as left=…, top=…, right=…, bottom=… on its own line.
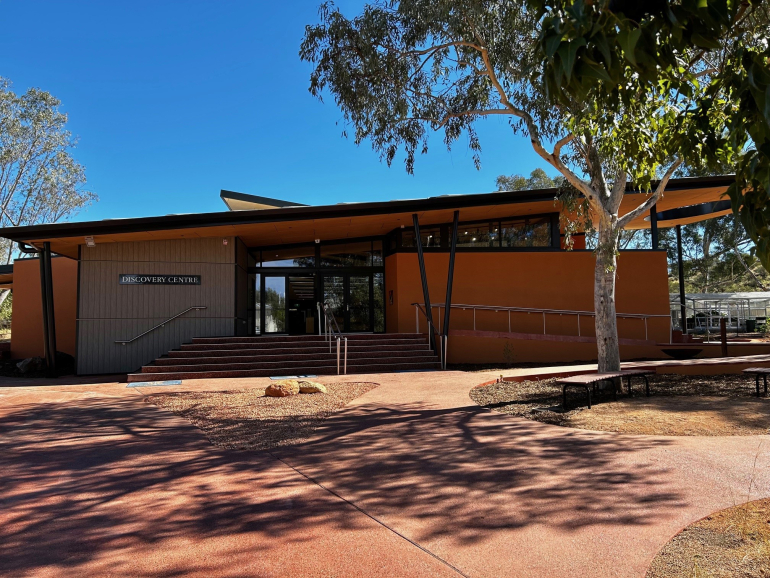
left=1, top=370, right=769, bottom=577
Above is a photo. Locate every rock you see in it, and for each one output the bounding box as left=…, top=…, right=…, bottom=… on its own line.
left=265, top=380, right=300, bottom=397
left=16, top=357, right=44, bottom=374
left=298, top=380, right=327, bottom=394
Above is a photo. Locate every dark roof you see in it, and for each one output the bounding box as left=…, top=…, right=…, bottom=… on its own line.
left=0, top=175, right=734, bottom=242
left=219, top=190, right=308, bottom=210
left=0, top=264, right=12, bottom=275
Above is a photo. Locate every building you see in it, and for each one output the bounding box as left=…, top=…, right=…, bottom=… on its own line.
left=0, top=175, right=743, bottom=378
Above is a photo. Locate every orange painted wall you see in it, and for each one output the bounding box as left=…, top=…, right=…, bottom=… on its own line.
left=11, top=256, right=78, bottom=360
left=386, top=250, right=671, bottom=364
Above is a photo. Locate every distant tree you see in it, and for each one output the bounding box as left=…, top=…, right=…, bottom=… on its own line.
left=0, top=78, right=96, bottom=307
left=496, top=168, right=561, bottom=191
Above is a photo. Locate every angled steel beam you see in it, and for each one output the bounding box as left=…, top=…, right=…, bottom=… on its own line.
left=676, top=225, right=687, bottom=335
left=412, top=213, right=435, bottom=352
left=443, top=210, right=459, bottom=338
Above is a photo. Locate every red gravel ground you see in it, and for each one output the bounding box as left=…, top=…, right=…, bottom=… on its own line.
left=1, top=370, right=770, bottom=577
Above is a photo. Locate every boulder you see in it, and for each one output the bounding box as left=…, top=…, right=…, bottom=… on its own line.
left=16, top=357, right=44, bottom=374
left=265, top=380, right=300, bottom=397
left=298, top=380, right=327, bottom=394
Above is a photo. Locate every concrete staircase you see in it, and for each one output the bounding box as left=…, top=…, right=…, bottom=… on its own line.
left=126, top=333, right=441, bottom=383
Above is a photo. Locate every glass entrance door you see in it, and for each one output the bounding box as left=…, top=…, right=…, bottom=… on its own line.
left=348, top=275, right=370, bottom=331
left=323, top=275, right=345, bottom=332
left=322, top=274, right=374, bottom=332
left=287, top=275, right=316, bottom=334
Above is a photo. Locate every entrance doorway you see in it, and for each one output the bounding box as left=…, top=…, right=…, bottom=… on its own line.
left=250, top=240, right=385, bottom=335
left=322, top=273, right=381, bottom=333
left=262, top=275, right=318, bottom=335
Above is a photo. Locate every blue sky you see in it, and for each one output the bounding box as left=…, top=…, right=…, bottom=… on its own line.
left=1, top=0, right=555, bottom=223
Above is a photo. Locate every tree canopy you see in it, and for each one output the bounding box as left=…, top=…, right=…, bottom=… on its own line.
left=532, top=0, right=770, bottom=267
left=301, top=0, right=769, bottom=371
left=0, top=78, right=96, bottom=264
left=496, top=168, right=561, bottom=191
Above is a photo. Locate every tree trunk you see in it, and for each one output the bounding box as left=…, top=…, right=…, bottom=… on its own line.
left=0, top=289, right=9, bottom=308
left=594, top=221, right=621, bottom=372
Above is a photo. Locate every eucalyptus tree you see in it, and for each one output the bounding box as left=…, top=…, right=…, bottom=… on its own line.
left=300, top=1, right=708, bottom=371
left=0, top=79, right=95, bottom=261
left=496, top=168, right=561, bottom=191
left=534, top=0, right=770, bottom=267
left=0, top=78, right=95, bottom=305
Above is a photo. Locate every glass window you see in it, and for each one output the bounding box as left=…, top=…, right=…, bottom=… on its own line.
left=455, top=222, right=496, bottom=247
left=320, top=241, right=372, bottom=267
left=374, top=272, right=385, bottom=333
left=401, top=226, right=441, bottom=248
left=264, top=276, right=286, bottom=332
left=261, top=246, right=315, bottom=267
left=323, top=276, right=345, bottom=331
left=348, top=276, right=371, bottom=331
left=372, top=240, right=383, bottom=265
left=501, top=217, right=552, bottom=247
left=249, top=273, right=261, bottom=334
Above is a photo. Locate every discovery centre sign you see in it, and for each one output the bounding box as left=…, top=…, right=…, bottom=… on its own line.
left=119, top=274, right=201, bottom=285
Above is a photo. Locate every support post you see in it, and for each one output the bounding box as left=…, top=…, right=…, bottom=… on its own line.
left=650, top=204, right=659, bottom=250
left=720, top=317, right=728, bottom=357
left=442, top=210, right=459, bottom=352
left=676, top=225, right=687, bottom=335
left=413, top=214, right=435, bottom=352
left=41, top=242, right=57, bottom=374
left=39, top=248, right=51, bottom=367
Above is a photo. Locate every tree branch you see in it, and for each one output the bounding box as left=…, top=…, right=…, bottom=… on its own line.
left=617, top=159, right=683, bottom=228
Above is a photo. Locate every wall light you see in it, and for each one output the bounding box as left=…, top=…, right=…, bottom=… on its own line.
left=85, top=236, right=96, bottom=248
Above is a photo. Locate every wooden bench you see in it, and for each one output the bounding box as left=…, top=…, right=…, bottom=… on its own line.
left=558, top=370, right=656, bottom=410
left=742, top=367, right=770, bottom=397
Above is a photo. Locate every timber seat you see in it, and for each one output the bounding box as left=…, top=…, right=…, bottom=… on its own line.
left=557, top=369, right=655, bottom=410
left=742, top=367, right=770, bottom=397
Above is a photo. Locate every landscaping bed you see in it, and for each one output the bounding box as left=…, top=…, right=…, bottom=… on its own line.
left=647, top=498, right=770, bottom=577
left=145, top=381, right=377, bottom=450
left=470, top=374, right=770, bottom=436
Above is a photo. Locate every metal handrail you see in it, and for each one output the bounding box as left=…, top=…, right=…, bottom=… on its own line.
left=412, top=302, right=673, bottom=344
left=413, top=303, right=447, bottom=370
left=320, top=301, right=347, bottom=374
left=115, top=306, right=207, bottom=345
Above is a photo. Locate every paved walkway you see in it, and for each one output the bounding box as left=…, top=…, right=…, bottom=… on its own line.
left=1, top=370, right=769, bottom=577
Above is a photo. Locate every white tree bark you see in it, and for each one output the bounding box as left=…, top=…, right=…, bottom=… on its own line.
left=594, top=221, right=621, bottom=371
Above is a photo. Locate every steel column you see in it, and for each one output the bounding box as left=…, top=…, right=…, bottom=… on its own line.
left=413, top=214, right=435, bottom=351
left=442, top=210, right=459, bottom=341
left=38, top=248, right=51, bottom=368
left=676, top=225, right=687, bottom=334
left=650, top=204, right=659, bottom=250
left=41, top=242, right=57, bottom=374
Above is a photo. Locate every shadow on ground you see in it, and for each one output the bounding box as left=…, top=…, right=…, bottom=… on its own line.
left=0, top=389, right=686, bottom=576
left=274, top=400, right=684, bottom=546
left=0, top=396, right=386, bottom=576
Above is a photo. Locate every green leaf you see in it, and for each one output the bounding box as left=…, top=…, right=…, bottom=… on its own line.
left=691, top=33, right=721, bottom=49
left=545, top=33, right=563, bottom=59
left=617, top=28, right=642, bottom=66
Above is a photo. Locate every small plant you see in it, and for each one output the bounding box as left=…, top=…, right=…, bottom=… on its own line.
left=502, top=341, right=515, bottom=364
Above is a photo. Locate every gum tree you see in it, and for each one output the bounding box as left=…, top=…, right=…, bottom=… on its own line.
left=300, top=1, right=763, bottom=371
left=0, top=78, right=96, bottom=306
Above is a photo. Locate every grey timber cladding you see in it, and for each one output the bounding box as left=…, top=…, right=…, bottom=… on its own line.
left=77, top=237, right=238, bottom=374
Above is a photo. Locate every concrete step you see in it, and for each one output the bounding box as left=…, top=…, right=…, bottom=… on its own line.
left=191, top=333, right=426, bottom=344
left=168, top=343, right=431, bottom=358
left=179, top=338, right=429, bottom=351
left=156, top=348, right=432, bottom=365
left=142, top=355, right=440, bottom=373
left=127, top=360, right=441, bottom=383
